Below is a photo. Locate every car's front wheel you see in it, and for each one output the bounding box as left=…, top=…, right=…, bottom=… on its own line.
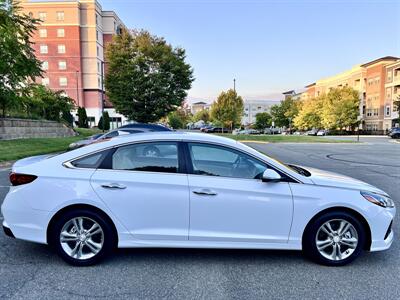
left=303, top=211, right=366, bottom=266
left=49, top=209, right=115, bottom=266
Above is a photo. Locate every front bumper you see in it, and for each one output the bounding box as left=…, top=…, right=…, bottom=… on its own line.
left=369, top=207, right=396, bottom=252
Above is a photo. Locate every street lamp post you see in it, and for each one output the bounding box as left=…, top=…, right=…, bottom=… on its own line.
left=100, top=61, right=105, bottom=132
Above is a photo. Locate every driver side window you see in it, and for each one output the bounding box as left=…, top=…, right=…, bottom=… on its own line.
left=188, top=143, right=267, bottom=179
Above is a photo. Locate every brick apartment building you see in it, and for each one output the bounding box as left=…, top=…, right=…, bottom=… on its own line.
left=301, top=56, right=400, bottom=131
left=20, top=0, right=127, bottom=128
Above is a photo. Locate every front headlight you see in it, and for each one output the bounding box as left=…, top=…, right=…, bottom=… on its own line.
left=361, top=191, right=395, bottom=208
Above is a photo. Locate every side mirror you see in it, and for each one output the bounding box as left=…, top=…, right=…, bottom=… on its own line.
left=262, top=169, right=282, bottom=182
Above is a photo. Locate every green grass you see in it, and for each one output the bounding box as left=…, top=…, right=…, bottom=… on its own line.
left=0, top=128, right=102, bottom=163
left=216, top=134, right=355, bottom=143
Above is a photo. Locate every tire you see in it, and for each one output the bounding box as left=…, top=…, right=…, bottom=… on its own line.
left=303, top=211, right=366, bottom=266
left=49, top=209, right=116, bottom=266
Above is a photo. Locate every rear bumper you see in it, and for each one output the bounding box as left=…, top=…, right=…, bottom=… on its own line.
left=2, top=222, right=15, bottom=238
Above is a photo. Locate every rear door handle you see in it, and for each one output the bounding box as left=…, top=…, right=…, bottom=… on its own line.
left=101, top=183, right=127, bottom=189
left=192, top=189, right=218, bottom=196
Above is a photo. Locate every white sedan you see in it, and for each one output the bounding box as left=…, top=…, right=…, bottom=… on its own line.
left=1, top=132, right=395, bottom=266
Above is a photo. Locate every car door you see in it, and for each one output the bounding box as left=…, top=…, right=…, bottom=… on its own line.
left=186, top=142, right=293, bottom=243
left=91, top=141, right=190, bottom=241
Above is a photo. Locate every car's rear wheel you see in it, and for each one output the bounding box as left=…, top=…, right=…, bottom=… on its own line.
left=49, top=209, right=115, bottom=266
left=303, top=211, right=365, bottom=266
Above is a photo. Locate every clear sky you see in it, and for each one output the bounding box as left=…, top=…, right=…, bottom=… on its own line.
left=99, top=0, right=400, bottom=102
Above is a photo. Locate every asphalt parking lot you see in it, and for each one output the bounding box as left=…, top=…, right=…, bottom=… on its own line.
left=0, top=139, right=399, bottom=299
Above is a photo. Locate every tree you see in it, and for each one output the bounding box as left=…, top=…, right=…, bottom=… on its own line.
left=192, top=109, right=210, bottom=123
left=62, top=111, right=74, bottom=127
left=254, top=112, right=272, bottom=130
left=320, top=87, right=359, bottom=130
left=294, top=97, right=323, bottom=130
left=98, top=111, right=110, bottom=130
left=270, top=96, right=300, bottom=128
left=0, top=0, right=43, bottom=117
left=293, top=87, right=360, bottom=131
left=77, top=107, right=88, bottom=128
left=167, top=106, right=191, bottom=129
left=167, top=111, right=185, bottom=129
left=105, top=29, right=194, bottom=123
left=23, top=84, right=74, bottom=122
left=210, top=89, right=244, bottom=129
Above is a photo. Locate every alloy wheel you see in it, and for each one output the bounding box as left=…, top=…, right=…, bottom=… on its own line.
left=60, top=217, right=104, bottom=260
left=315, top=219, right=358, bottom=261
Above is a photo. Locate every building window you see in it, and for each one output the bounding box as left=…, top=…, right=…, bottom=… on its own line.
left=58, top=61, right=67, bottom=70
left=385, top=106, right=391, bottom=117
left=97, top=46, right=99, bottom=56
left=373, top=109, right=379, bottom=116
left=59, top=77, right=68, bottom=87
left=42, top=61, right=49, bottom=70
left=42, top=77, right=49, bottom=86
left=56, top=11, right=64, bottom=21
left=95, top=14, right=98, bottom=26
left=57, top=28, right=65, bottom=37
left=39, top=28, right=47, bottom=38
left=40, top=44, right=48, bottom=54
left=366, top=109, right=372, bottom=117
left=387, top=70, right=392, bottom=82
left=38, top=12, right=47, bottom=21
left=58, top=44, right=66, bottom=54
left=362, top=105, right=366, bottom=115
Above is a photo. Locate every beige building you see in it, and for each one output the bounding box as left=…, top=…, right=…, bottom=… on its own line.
left=302, top=56, right=399, bottom=131
left=190, top=101, right=210, bottom=115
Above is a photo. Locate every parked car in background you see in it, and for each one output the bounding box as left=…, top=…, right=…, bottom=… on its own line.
left=199, top=125, right=213, bottom=132
left=68, top=133, right=104, bottom=150
left=2, top=132, right=395, bottom=266
left=238, top=129, right=260, bottom=135
left=306, top=129, right=319, bottom=136
left=118, top=123, right=171, bottom=131
left=317, top=130, right=329, bottom=136
left=264, top=128, right=281, bottom=135
left=388, top=127, right=400, bottom=139
left=69, top=124, right=172, bottom=150
left=204, top=127, right=230, bottom=133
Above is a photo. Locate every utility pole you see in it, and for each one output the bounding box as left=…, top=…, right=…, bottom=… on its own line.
left=233, top=78, right=236, bottom=92
left=75, top=70, right=80, bottom=107
left=100, top=61, right=105, bottom=132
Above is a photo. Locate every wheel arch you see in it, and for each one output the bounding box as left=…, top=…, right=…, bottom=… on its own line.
left=302, top=206, right=372, bottom=251
left=46, top=203, right=119, bottom=247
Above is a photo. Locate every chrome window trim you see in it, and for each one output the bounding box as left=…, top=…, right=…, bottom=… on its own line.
left=62, top=138, right=302, bottom=183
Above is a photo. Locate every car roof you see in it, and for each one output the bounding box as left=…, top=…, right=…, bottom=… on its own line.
left=66, top=131, right=240, bottom=158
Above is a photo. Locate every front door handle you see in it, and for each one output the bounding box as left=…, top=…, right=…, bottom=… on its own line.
left=192, top=189, right=218, bottom=196
left=101, top=183, right=127, bottom=189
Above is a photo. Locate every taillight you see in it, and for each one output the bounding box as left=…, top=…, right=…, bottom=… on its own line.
left=9, top=173, right=37, bottom=186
